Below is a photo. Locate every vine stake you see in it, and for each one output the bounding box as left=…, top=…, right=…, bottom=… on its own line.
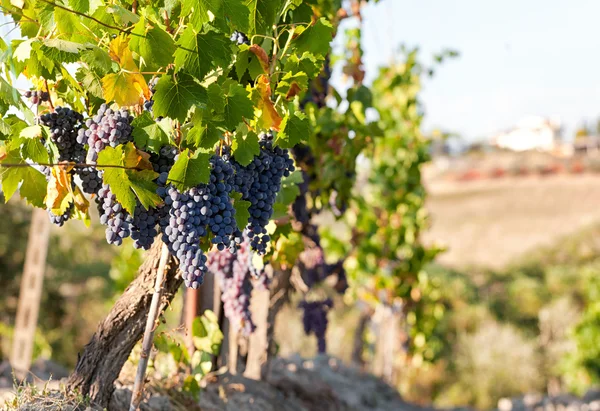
left=129, top=243, right=170, bottom=411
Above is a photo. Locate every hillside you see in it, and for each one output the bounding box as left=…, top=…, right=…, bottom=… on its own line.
left=424, top=174, right=600, bottom=269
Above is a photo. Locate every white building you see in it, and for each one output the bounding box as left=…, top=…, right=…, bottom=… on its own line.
left=491, top=117, right=561, bottom=152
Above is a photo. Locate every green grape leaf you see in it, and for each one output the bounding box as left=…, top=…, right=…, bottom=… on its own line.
left=105, top=4, right=139, bottom=25
left=131, top=112, right=170, bottom=154
left=69, top=0, right=89, bottom=13
left=76, top=68, right=104, bottom=98
left=21, top=138, right=49, bottom=164
left=0, top=148, right=47, bottom=207
left=0, top=78, right=22, bottom=107
left=174, top=28, right=232, bottom=81
left=222, top=80, right=253, bottom=129
left=80, top=47, right=113, bottom=75
left=13, top=39, right=35, bottom=62
left=152, top=72, right=207, bottom=123
left=275, top=169, right=303, bottom=206
left=245, top=0, right=281, bottom=35
left=130, top=18, right=175, bottom=71
left=293, top=18, right=334, bottom=57
left=232, top=192, right=250, bottom=229
left=276, top=71, right=308, bottom=98
left=231, top=130, right=259, bottom=166
left=186, top=120, right=222, bottom=150
left=275, top=111, right=309, bottom=148
left=207, top=83, right=225, bottom=113
left=40, top=39, right=86, bottom=64
left=283, top=52, right=321, bottom=79
left=20, top=125, right=43, bottom=139
left=167, top=148, right=211, bottom=191
left=54, top=8, right=89, bottom=42
left=97, top=143, right=161, bottom=214
left=210, top=0, right=249, bottom=32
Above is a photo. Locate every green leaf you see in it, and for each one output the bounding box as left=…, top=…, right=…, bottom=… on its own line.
left=97, top=143, right=161, bottom=214
left=283, top=52, right=321, bottom=79
left=245, top=0, right=280, bottom=35
left=152, top=72, right=207, bottom=123
left=231, top=131, right=259, bottom=166
left=174, top=28, right=232, bottom=80
left=20, top=125, right=43, bottom=139
left=21, top=138, right=49, bottom=164
left=41, top=39, right=87, bottom=64
left=69, top=0, right=89, bottom=13
left=275, top=169, right=303, bottom=206
left=210, top=0, right=249, bottom=32
left=13, top=39, right=35, bottom=62
left=222, top=80, right=253, bottom=129
left=54, top=8, right=89, bottom=42
left=131, top=112, right=170, bottom=153
left=105, top=5, right=139, bottom=25
left=0, top=149, right=47, bottom=207
left=81, top=47, right=112, bottom=74
left=275, top=111, right=309, bottom=148
left=276, top=71, right=308, bottom=98
left=233, top=196, right=251, bottom=229
left=186, top=121, right=221, bottom=150
left=167, top=148, right=211, bottom=191
left=293, top=18, right=334, bottom=57
left=130, top=18, right=175, bottom=71
left=75, top=68, right=104, bottom=98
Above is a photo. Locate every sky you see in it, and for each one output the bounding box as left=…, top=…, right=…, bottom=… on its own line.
left=3, top=1, right=600, bottom=141
left=343, top=0, right=600, bottom=141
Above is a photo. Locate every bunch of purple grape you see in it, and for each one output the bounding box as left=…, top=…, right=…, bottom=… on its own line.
left=299, top=299, right=333, bottom=353
left=208, top=236, right=260, bottom=335
left=24, top=90, right=49, bottom=105
left=77, top=104, right=133, bottom=162
left=39, top=107, right=85, bottom=162
left=231, top=132, right=295, bottom=254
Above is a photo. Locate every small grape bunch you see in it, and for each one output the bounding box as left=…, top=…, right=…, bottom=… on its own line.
left=230, top=31, right=250, bottom=46
left=24, top=90, right=50, bottom=105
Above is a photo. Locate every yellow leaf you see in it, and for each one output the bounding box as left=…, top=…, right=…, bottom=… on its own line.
left=102, top=72, right=150, bottom=106
left=255, top=75, right=281, bottom=131
left=136, top=149, right=154, bottom=171
left=0, top=145, right=6, bottom=161
left=108, top=35, right=137, bottom=71
left=72, top=185, right=89, bottom=214
left=45, top=165, right=74, bottom=214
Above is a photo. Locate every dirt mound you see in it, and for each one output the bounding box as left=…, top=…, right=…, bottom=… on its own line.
left=110, top=355, right=419, bottom=411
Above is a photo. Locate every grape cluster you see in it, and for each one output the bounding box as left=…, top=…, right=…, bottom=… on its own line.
left=299, top=299, right=333, bottom=353
left=39, top=107, right=85, bottom=162
left=24, top=90, right=49, bottom=105
left=159, top=185, right=209, bottom=288
left=77, top=167, right=103, bottom=195
left=230, top=31, right=250, bottom=46
left=208, top=236, right=256, bottom=336
left=47, top=204, right=74, bottom=227
left=77, top=104, right=133, bottom=162
left=150, top=145, right=177, bottom=173
left=232, top=132, right=294, bottom=254
left=131, top=203, right=159, bottom=250
left=97, top=184, right=133, bottom=246
left=207, top=155, right=243, bottom=252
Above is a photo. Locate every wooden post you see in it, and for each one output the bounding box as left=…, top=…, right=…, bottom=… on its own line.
left=243, top=288, right=269, bottom=380
left=227, top=325, right=239, bottom=374
left=11, top=208, right=50, bottom=378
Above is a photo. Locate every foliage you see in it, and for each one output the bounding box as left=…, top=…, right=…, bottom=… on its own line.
left=123, top=310, right=223, bottom=400
left=437, top=321, right=543, bottom=409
